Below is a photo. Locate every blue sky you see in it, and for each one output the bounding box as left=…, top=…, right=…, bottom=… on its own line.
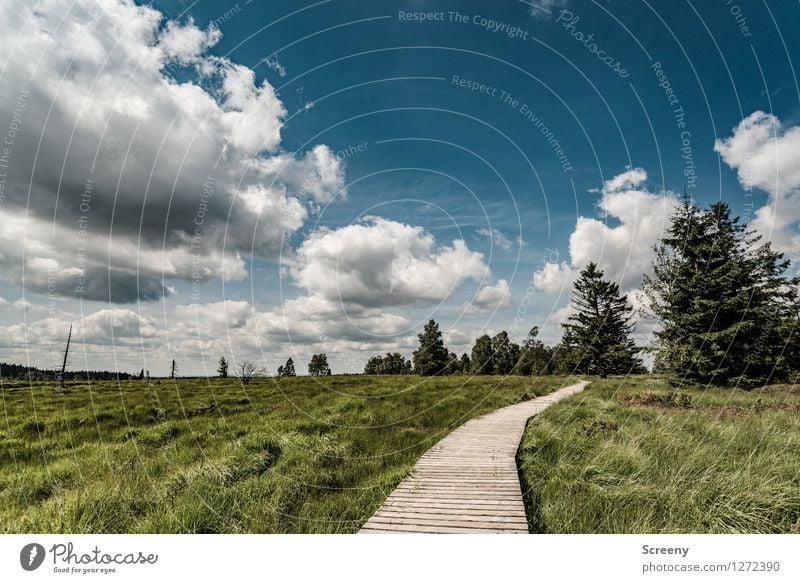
left=0, top=0, right=798, bottom=374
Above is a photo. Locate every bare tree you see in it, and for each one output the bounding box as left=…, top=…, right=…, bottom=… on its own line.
left=237, top=360, right=266, bottom=385
left=56, top=324, right=72, bottom=389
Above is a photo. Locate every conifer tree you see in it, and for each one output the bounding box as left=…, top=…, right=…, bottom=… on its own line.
left=282, top=358, right=296, bottom=377
left=412, top=320, right=450, bottom=376
left=644, top=200, right=800, bottom=385
left=561, top=262, right=641, bottom=375
left=459, top=353, right=471, bottom=374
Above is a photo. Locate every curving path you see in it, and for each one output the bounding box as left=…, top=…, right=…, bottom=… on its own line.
left=359, top=381, right=588, bottom=534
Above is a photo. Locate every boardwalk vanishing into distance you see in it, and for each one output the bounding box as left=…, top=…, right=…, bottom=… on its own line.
left=360, top=381, right=588, bottom=534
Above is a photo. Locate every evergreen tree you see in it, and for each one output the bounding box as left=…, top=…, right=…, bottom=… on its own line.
left=281, top=358, right=296, bottom=377
left=562, top=262, right=641, bottom=376
left=644, top=200, right=800, bottom=385
left=491, top=331, right=520, bottom=375
left=217, top=356, right=228, bottom=378
left=470, top=335, right=494, bottom=375
left=412, top=320, right=450, bottom=376
left=308, top=353, right=330, bottom=376
left=459, top=353, right=471, bottom=374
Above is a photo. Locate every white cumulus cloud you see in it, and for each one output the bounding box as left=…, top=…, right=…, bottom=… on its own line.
left=0, top=0, right=344, bottom=303
left=290, top=217, right=490, bottom=308
left=463, top=279, right=513, bottom=314
left=714, top=111, right=800, bottom=258
left=533, top=168, right=679, bottom=293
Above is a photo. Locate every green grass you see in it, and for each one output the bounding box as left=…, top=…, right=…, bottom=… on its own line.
left=0, top=374, right=573, bottom=533
left=518, top=376, right=800, bottom=533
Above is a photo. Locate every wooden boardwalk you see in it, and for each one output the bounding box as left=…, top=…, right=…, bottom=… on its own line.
left=360, top=381, right=588, bottom=534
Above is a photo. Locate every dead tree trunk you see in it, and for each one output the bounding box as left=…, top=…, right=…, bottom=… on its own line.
left=57, top=324, right=72, bottom=388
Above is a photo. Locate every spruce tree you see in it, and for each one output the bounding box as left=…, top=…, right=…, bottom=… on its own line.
left=459, top=353, right=471, bottom=374
left=217, top=356, right=228, bottom=378
left=644, top=200, right=799, bottom=385
left=281, top=358, right=296, bottom=377
left=412, top=320, right=450, bottom=376
left=561, top=262, right=641, bottom=375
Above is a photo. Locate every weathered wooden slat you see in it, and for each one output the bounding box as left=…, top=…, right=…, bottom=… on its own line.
left=366, top=515, right=529, bottom=530
left=359, top=381, right=587, bottom=534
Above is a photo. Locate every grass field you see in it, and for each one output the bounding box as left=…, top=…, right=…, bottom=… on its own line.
left=518, top=376, right=800, bottom=533
left=0, top=374, right=573, bottom=533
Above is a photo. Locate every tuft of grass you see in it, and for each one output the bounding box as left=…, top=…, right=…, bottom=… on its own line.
left=0, top=374, right=574, bottom=533
left=518, top=376, right=800, bottom=533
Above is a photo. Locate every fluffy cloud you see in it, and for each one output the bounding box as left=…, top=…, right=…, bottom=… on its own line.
left=255, top=295, right=411, bottom=345
left=0, top=0, right=344, bottom=302
left=0, top=308, right=159, bottom=349
left=0, top=215, right=491, bottom=373
left=290, top=217, right=489, bottom=308
left=158, top=17, right=221, bottom=64
left=463, top=279, right=513, bottom=314
left=533, top=168, right=679, bottom=293
left=714, top=111, right=800, bottom=258
left=532, top=261, right=574, bottom=294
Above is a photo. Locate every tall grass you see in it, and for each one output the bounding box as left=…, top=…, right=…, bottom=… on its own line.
left=518, top=377, right=800, bottom=533
left=0, top=374, right=572, bottom=533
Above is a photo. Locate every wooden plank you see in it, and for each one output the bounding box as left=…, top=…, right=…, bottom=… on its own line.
left=359, top=381, right=588, bottom=534
left=360, top=524, right=524, bottom=534
left=374, top=510, right=528, bottom=523
left=364, top=515, right=528, bottom=530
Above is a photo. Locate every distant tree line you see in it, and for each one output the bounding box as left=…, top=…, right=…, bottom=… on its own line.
left=0, top=362, right=133, bottom=382
left=363, top=200, right=800, bottom=387
left=363, top=353, right=413, bottom=375
left=208, top=354, right=331, bottom=380
left=363, top=260, right=645, bottom=378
